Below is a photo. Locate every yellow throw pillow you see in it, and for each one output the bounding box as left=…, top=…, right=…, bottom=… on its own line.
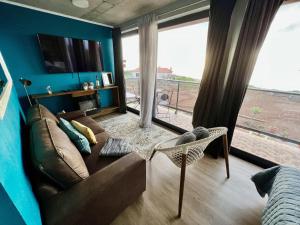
left=71, top=120, right=97, bottom=145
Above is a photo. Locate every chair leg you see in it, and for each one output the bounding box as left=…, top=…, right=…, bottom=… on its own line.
left=222, top=134, right=230, bottom=179
left=149, top=150, right=156, bottom=161
left=178, top=154, right=187, bottom=218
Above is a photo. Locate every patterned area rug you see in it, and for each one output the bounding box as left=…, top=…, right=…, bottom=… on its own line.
left=98, top=113, right=177, bottom=160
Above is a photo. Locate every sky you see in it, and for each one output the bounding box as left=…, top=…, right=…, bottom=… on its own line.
left=122, top=1, right=300, bottom=91
left=250, top=2, right=300, bottom=91
left=122, top=22, right=208, bottom=80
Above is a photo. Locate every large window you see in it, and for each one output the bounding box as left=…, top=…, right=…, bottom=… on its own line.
left=232, top=1, right=300, bottom=168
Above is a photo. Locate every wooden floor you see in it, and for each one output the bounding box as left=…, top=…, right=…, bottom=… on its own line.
left=111, top=154, right=266, bottom=225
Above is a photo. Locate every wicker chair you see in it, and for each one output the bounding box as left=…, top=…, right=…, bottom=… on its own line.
left=150, top=127, right=230, bottom=217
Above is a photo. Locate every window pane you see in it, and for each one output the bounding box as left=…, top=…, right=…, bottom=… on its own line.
left=122, top=34, right=140, bottom=110
left=154, top=21, right=209, bottom=130
left=232, top=1, right=300, bottom=167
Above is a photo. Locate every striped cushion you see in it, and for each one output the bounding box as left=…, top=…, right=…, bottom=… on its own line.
left=99, top=138, right=133, bottom=157
left=252, top=166, right=300, bottom=225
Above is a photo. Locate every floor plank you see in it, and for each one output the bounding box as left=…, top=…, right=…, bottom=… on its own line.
left=111, top=154, right=266, bottom=225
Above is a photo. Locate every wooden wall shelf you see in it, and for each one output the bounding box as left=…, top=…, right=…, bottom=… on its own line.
left=31, top=86, right=118, bottom=100
left=30, top=86, right=120, bottom=117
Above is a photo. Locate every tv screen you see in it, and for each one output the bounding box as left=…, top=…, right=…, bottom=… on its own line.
left=37, top=34, right=75, bottom=73
left=72, top=39, right=104, bottom=72
left=37, top=34, right=104, bottom=73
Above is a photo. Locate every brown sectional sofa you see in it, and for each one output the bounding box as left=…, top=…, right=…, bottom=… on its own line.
left=27, top=104, right=146, bottom=225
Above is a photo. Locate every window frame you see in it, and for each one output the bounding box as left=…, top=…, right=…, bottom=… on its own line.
left=122, top=10, right=209, bottom=130
left=121, top=9, right=276, bottom=169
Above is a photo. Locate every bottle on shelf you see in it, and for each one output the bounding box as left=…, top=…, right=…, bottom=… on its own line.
left=95, top=75, right=100, bottom=88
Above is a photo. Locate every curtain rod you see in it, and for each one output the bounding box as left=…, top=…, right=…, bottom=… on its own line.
left=121, top=0, right=209, bottom=33
left=157, top=0, right=209, bottom=19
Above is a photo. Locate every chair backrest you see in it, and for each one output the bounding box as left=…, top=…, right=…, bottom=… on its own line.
left=156, top=89, right=173, bottom=105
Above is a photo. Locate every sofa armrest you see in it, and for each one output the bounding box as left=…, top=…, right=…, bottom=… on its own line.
left=57, top=110, right=86, bottom=121
left=44, top=153, right=146, bottom=225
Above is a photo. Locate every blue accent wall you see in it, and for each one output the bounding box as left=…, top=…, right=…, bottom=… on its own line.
left=0, top=184, right=26, bottom=225
left=0, top=3, right=116, bottom=225
left=0, top=2, right=115, bottom=113
left=0, top=88, right=42, bottom=225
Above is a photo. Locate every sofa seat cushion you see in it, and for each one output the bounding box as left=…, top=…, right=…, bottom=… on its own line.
left=30, top=118, right=89, bottom=189
left=74, top=116, right=105, bottom=135
left=27, top=104, right=59, bottom=126
left=83, top=132, right=120, bottom=174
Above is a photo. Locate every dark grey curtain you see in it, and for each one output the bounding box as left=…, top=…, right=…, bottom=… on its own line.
left=112, top=28, right=127, bottom=113
left=192, top=0, right=236, bottom=128
left=219, top=0, right=283, bottom=147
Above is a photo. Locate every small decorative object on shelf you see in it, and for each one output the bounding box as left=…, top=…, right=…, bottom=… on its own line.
left=82, top=82, right=88, bottom=90
left=95, top=75, right=100, bottom=88
left=102, top=72, right=114, bottom=87
left=46, top=85, right=52, bottom=95
left=88, top=82, right=94, bottom=90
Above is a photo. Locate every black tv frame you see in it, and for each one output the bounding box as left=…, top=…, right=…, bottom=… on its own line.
left=37, top=33, right=104, bottom=74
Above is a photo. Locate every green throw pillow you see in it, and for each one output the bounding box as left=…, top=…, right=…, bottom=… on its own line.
left=59, top=118, right=91, bottom=154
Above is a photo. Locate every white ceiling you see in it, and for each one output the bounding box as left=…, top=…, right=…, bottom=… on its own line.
left=5, top=0, right=179, bottom=26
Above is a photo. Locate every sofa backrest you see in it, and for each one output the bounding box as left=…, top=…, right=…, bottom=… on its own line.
left=27, top=104, right=89, bottom=192
left=27, top=104, right=58, bottom=126
left=30, top=118, right=89, bottom=189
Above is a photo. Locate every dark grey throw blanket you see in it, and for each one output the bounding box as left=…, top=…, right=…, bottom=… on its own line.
left=251, top=166, right=300, bottom=225
left=99, top=137, right=133, bottom=157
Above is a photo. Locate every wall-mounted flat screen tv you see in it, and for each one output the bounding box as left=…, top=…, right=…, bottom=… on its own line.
left=37, top=34, right=104, bottom=73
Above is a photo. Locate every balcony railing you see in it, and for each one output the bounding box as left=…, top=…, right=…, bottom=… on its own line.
left=125, top=77, right=300, bottom=145
left=126, top=77, right=200, bottom=113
